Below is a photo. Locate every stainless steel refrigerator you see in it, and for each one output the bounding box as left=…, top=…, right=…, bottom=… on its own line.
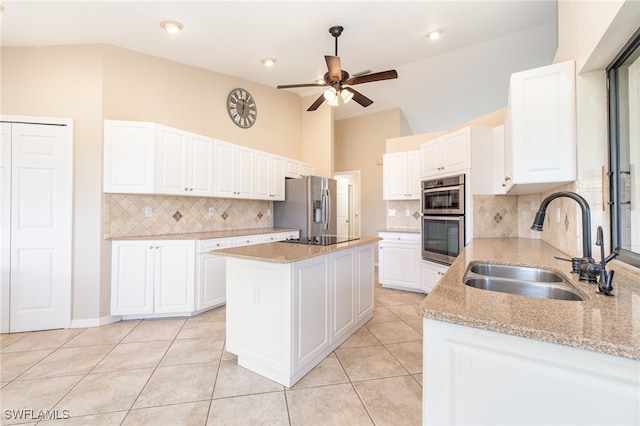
left=274, top=176, right=337, bottom=239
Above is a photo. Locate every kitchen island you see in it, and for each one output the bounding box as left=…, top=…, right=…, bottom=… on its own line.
left=419, top=238, right=640, bottom=425
left=212, top=236, right=379, bottom=387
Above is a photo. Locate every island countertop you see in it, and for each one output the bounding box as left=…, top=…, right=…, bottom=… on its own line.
left=211, top=236, right=381, bottom=264
left=418, top=237, right=640, bottom=360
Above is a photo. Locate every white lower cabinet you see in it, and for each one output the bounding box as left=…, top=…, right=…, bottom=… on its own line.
left=378, top=232, right=422, bottom=292
left=111, top=240, right=195, bottom=316
left=196, top=238, right=232, bottom=312
left=423, top=319, right=639, bottom=425
left=421, top=260, right=448, bottom=293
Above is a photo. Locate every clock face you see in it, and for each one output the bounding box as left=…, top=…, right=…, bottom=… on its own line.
left=227, top=88, right=257, bottom=128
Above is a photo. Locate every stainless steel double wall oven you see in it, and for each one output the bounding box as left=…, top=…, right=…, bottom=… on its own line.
left=421, top=174, right=465, bottom=265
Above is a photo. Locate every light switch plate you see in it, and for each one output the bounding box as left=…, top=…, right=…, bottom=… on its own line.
left=208, top=207, right=215, bottom=216
left=144, top=206, right=152, bottom=218
left=388, top=209, right=396, bottom=217
left=406, top=209, right=411, bottom=216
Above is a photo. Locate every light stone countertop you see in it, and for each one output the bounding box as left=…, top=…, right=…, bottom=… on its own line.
left=378, top=228, right=420, bottom=234
left=211, top=236, right=381, bottom=264
left=107, top=228, right=299, bottom=241
left=418, top=238, right=640, bottom=360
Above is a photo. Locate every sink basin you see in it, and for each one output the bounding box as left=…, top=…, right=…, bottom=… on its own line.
left=463, top=261, right=585, bottom=301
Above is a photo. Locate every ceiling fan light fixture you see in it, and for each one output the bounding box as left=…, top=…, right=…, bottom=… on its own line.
left=340, top=89, right=354, bottom=104
left=426, top=29, right=443, bottom=40
left=261, top=58, right=276, bottom=67
left=323, top=87, right=337, bottom=102
left=160, top=20, right=184, bottom=33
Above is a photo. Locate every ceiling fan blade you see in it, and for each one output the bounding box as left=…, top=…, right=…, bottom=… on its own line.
left=346, top=69, right=398, bottom=85
left=307, top=93, right=326, bottom=111
left=344, top=87, right=373, bottom=108
left=325, top=55, right=342, bottom=81
left=277, top=82, right=326, bottom=89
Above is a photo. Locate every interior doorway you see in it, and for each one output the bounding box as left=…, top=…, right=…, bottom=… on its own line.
left=333, top=171, right=361, bottom=237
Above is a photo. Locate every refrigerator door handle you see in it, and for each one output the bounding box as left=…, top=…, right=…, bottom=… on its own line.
left=324, top=189, right=331, bottom=231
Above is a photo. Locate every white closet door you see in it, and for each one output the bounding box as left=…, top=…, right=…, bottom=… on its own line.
left=0, top=123, right=11, bottom=333
left=10, top=122, right=72, bottom=332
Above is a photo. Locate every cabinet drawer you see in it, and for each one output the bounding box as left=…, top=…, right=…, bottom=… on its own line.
left=199, top=238, right=232, bottom=253
left=378, top=232, right=420, bottom=244
left=233, top=235, right=259, bottom=246
left=258, top=233, right=281, bottom=243
left=280, top=231, right=299, bottom=241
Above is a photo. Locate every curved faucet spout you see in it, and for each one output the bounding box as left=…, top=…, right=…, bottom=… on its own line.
left=530, top=191, right=592, bottom=260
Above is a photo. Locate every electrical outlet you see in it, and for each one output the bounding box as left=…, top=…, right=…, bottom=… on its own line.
left=388, top=208, right=396, bottom=217
left=267, top=208, right=271, bottom=217
left=405, top=209, right=411, bottom=217
left=555, top=208, right=561, bottom=224
left=144, top=206, right=152, bottom=218
left=208, top=207, right=215, bottom=216
left=250, top=287, right=260, bottom=304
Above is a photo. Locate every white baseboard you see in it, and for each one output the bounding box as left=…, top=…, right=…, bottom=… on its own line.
left=70, top=315, right=121, bottom=328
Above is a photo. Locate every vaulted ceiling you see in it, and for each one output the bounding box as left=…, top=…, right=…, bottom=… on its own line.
left=1, top=1, right=558, bottom=134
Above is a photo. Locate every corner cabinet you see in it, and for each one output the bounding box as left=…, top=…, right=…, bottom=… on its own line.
left=501, top=60, right=577, bottom=194
left=111, top=240, right=195, bottom=316
left=383, top=150, right=421, bottom=200
left=378, top=232, right=422, bottom=292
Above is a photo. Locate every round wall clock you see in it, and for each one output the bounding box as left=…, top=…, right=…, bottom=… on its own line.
left=227, top=88, right=257, bottom=128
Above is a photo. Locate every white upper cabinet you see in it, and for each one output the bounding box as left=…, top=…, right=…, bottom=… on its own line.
left=213, top=139, right=255, bottom=199
left=420, top=127, right=471, bottom=178
left=285, top=159, right=315, bottom=178
left=383, top=150, right=421, bottom=200
left=255, top=151, right=285, bottom=201
left=501, top=60, right=576, bottom=194
left=104, top=120, right=156, bottom=193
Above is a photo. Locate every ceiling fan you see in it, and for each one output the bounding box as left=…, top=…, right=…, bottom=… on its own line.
left=277, top=26, right=398, bottom=111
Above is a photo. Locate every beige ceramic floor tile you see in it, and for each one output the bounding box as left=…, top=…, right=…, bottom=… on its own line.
left=405, top=319, right=424, bottom=335
left=92, top=340, right=171, bottom=373
left=0, top=349, right=52, bottom=381
left=56, top=368, right=154, bottom=417
left=0, top=375, right=83, bottom=424
left=286, top=383, right=373, bottom=426
left=160, top=338, right=224, bottom=366
left=213, top=360, right=283, bottom=399
left=385, top=341, right=423, bottom=374
left=290, top=353, right=349, bottom=389
left=207, top=392, right=289, bottom=426
left=39, top=411, right=128, bottom=425
left=189, top=306, right=226, bottom=323
left=339, top=326, right=380, bottom=349
left=413, top=373, right=423, bottom=386
left=366, top=321, right=422, bottom=344
left=221, top=347, right=237, bottom=361
left=354, top=375, right=423, bottom=426
left=176, top=319, right=225, bottom=340
left=124, top=401, right=209, bottom=426
left=402, top=291, right=428, bottom=304
left=376, top=293, right=416, bottom=307
left=366, top=306, right=400, bottom=324
left=121, top=318, right=186, bottom=343
left=63, top=321, right=140, bottom=347
left=335, top=345, right=407, bottom=381
left=385, top=304, right=423, bottom=321
left=0, top=333, right=28, bottom=350
left=133, top=362, right=218, bottom=408
left=20, top=345, right=114, bottom=379
left=1, top=329, right=83, bottom=352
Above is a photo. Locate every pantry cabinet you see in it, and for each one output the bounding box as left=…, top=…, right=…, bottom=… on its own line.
left=213, top=139, right=255, bottom=199
left=500, top=60, right=576, bottom=194
left=383, top=150, right=421, bottom=200
left=111, top=240, right=195, bottom=316
left=378, top=232, right=422, bottom=292
left=255, top=151, right=285, bottom=200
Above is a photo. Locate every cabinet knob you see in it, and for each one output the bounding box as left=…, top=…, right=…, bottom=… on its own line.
left=155, top=246, right=159, bottom=249
left=502, top=183, right=507, bottom=187
left=189, top=188, right=193, bottom=191
left=504, top=176, right=511, bottom=181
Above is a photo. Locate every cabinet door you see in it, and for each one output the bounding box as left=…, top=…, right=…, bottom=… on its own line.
left=0, top=123, right=9, bottom=332
left=156, top=125, right=189, bottom=195
left=254, top=151, right=271, bottom=200
left=293, top=256, right=330, bottom=369
left=379, top=242, right=421, bottom=291
left=196, top=254, right=226, bottom=310
left=355, top=244, right=375, bottom=321
left=111, top=241, right=154, bottom=315
left=442, top=128, right=470, bottom=173
left=421, top=260, right=448, bottom=293
left=383, top=152, right=407, bottom=200
left=420, top=139, right=442, bottom=178
left=188, top=133, right=215, bottom=196
left=235, top=146, right=255, bottom=198
left=213, top=140, right=236, bottom=198
left=508, top=60, right=576, bottom=186
left=330, top=250, right=356, bottom=344
left=104, top=120, right=155, bottom=193
left=271, top=155, right=286, bottom=200
left=301, top=163, right=314, bottom=176
left=285, top=159, right=301, bottom=178
left=154, top=241, right=195, bottom=314
left=407, top=150, right=421, bottom=198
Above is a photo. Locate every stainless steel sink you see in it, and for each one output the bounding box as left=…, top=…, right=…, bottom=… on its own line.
left=463, top=261, right=585, bottom=301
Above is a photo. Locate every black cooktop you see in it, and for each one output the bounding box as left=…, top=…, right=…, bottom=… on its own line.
left=281, top=236, right=360, bottom=246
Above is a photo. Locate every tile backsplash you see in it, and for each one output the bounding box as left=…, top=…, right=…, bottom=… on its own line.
left=104, top=194, right=273, bottom=238
left=385, top=200, right=421, bottom=230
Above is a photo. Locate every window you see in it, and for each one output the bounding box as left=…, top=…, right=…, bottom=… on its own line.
left=608, top=28, right=640, bottom=268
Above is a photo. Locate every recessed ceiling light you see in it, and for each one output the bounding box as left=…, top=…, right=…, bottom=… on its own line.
left=426, top=29, right=443, bottom=40
left=160, top=20, right=184, bottom=33
left=261, top=58, right=277, bottom=67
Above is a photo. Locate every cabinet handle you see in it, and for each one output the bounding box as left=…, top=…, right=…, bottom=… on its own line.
left=504, top=176, right=511, bottom=181
left=189, top=188, right=193, bottom=191
left=184, top=187, right=188, bottom=191
left=155, top=246, right=159, bottom=249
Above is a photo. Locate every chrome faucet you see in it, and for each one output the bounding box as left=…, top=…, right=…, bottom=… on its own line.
left=530, top=191, right=615, bottom=295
